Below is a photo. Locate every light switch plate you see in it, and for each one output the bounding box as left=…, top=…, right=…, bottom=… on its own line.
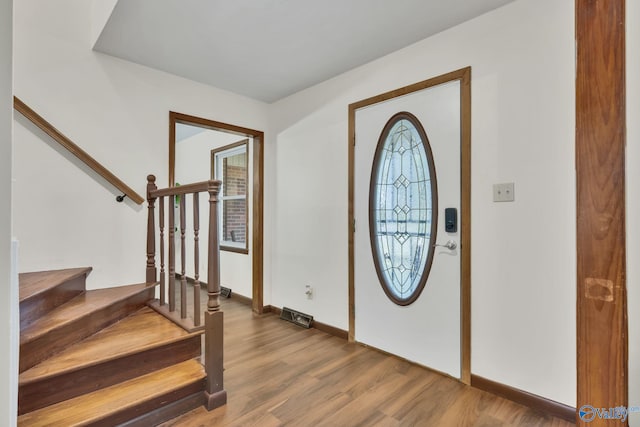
left=493, top=183, right=515, bottom=202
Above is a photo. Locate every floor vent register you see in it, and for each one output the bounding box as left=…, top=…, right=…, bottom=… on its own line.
left=280, top=307, right=313, bottom=328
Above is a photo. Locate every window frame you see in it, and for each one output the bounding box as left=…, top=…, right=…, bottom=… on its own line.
left=211, top=139, right=250, bottom=254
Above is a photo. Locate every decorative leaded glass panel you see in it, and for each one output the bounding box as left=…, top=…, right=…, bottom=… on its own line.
left=369, top=112, right=438, bottom=305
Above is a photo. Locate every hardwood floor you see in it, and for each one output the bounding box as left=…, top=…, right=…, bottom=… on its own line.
left=161, top=295, right=575, bottom=427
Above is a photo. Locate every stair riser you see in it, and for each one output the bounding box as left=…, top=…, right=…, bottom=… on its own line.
left=119, top=392, right=204, bottom=427
left=20, top=275, right=86, bottom=330
left=85, top=379, right=205, bottom=427
left=18, top=335, right=201, bottom=414
left=20, top=288, right=154, bottom=372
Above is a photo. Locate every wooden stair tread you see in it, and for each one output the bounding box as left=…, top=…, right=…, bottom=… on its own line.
left=20, top=307, right=202, bottom=384
left=21, top=283, right=156, bottom=344
left=17, top=359, right=206, bottom=427
left=19, top=267, right=92, bottom=302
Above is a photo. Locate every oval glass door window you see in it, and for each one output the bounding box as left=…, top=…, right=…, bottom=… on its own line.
left=369, top=111, right=438, bottom=305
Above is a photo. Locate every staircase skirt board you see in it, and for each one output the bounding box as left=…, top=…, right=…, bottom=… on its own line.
left=19, top=268, right=91, bottom=329
left=17, top=360, right=206, bottom=427
left=18, top=334, right=201, bottom=414
left=20, top=285, right=155, bottom=372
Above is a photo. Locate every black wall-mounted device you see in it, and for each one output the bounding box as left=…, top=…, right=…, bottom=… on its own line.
left=445, top=208, right=457, bottom=233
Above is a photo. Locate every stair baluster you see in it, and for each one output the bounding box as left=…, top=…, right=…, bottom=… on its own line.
left=146, top=175, right=157, bottom=283
left=159, top=196, right=166, bottom=305
left=193, top=193, right=201, bottom=326
left=168, top=193, right=176, bottom=312
left=180, top=194, right=188, bottom=319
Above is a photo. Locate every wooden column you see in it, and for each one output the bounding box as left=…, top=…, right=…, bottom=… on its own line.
left=146, top=175, right=157, bottom=283
left=204, top=179, right=226, bottom=410
left=576, top=1, right=627, bottom=425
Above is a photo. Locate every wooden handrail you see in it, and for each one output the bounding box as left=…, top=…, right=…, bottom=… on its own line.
left=149, top=180, right=220, bottom=198
left=13, top=96, right=145, bottom=205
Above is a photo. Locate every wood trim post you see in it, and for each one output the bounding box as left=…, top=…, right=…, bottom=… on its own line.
left=204, top=179, right=226, bottom=410
left=576, top=1, right=627, bottom=425
left=459, top=67, right=472, bottom=385
left=252, top=134, right=265, bottom=314
left=347, top=107, right=355, bottom=342
left=146, top=175, right=158, bottom=283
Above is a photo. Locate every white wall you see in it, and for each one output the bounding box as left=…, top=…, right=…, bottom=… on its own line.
left=270, top=0, right=575, bottom=406
left=1, top=0, right=16, bottom=424
left=12, top=0, right=269, bottom=292
left=175, top=129, right=253, bottom=298
left=627, top=1, right=639, bottom=424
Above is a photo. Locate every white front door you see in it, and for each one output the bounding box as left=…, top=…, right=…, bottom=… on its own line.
left=354, top=80, right=462, bottom=378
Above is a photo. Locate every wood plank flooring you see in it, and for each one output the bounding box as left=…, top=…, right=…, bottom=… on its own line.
left=162, top=297, right=575, bottom=427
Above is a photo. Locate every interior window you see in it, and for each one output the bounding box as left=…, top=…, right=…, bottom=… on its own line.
left=212, top=141, right=248, bottom=252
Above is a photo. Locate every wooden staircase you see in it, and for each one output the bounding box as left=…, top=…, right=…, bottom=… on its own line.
left=17, top=267, right=207, bottom=426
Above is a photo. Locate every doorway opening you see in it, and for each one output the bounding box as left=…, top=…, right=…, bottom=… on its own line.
left=169, top=112, right=265, bottom=314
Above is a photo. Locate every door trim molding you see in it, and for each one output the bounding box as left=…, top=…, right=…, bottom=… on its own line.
left=168, top=111, right=265, bottom=314
left=575, top=0, right=627, bottom=419
left=347, top=67, right=472, bottom=384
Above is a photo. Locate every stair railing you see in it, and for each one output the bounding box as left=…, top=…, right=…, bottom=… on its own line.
left=13, top=97, right=144, bottom=205
left=145, top=174, right=227, bottom=410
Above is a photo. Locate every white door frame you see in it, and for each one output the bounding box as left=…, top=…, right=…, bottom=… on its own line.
left=347, top=67, right=472, bottom=384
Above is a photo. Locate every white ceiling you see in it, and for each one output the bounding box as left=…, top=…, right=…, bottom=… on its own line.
left=94, top=0, right=516, bottom=103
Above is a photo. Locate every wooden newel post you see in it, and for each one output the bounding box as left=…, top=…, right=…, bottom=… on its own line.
left=206, top=180, right=221, bottom=314
left=204, top=179, right=227, bottom=410
left=146, top=175, right=158, bottom=284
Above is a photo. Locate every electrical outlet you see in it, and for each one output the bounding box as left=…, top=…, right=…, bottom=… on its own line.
left=493, top=182, right=515, bottom=202
left=305, top=285, right=313, bottom=299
